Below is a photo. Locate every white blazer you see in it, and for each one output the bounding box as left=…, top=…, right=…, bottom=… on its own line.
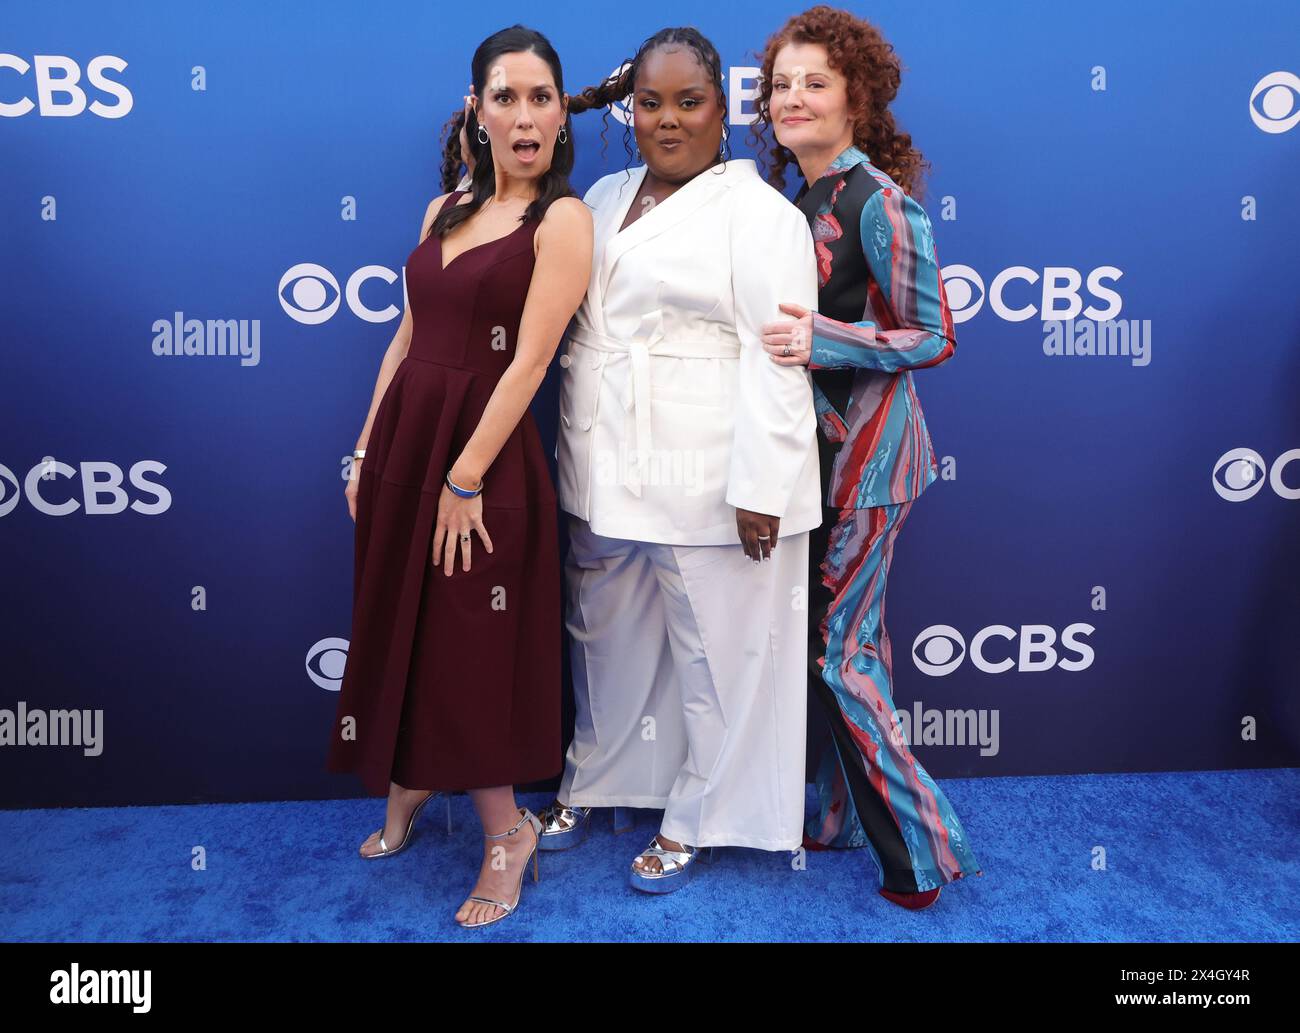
left=556, top=158, right=822, bottom=547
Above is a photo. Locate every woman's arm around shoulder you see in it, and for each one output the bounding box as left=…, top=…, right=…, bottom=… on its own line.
left=808, top=184, right=956, bottom=374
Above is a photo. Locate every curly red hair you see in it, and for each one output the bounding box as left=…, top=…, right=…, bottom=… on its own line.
left=749, top=5, right=931, bottom=201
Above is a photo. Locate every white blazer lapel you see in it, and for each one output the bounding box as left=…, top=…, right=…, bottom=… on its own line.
left=585, top=167, right=645, bottom=335
left=599, top=163, right=730, bottom=306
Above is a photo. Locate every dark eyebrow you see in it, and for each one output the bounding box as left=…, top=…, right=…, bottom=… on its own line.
left=634, top=86, right=708, bottom=97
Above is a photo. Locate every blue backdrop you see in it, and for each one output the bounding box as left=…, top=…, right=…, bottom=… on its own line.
left=3, top=0, right=1298, bottom=808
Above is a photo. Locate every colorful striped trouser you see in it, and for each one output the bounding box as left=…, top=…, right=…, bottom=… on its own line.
left=805, top=490, right=982, bottom=893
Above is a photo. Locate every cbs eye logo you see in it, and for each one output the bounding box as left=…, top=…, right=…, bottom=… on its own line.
left=941, top=265, right=984, bottom=323
left=912, top=622, right=1095, bottom=676
left=306, top=637, right=350, bottom=691
left=1250, top=72, right=1300, bottom=134
left=0, top=464, right=18, bottom=517
left=279, top=264, right=340, bottom=325
left=1212, top=447, right=1300, bottom=501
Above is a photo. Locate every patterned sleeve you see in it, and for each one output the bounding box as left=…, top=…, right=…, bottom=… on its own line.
left=808, top=184, right=957, bottom=374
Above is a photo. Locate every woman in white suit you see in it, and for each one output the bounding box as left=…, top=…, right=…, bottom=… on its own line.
left=538, top=27, right=822, bottom=892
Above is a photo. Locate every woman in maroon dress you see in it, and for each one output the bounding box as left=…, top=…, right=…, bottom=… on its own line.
left=326, top=25, right=593, bottom=929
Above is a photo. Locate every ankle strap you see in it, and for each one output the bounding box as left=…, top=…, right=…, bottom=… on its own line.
left=484, top=808, right=535, bottom=839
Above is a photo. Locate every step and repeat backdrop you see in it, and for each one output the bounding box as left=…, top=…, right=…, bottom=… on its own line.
left=2, top=1, right=1297, bottom=807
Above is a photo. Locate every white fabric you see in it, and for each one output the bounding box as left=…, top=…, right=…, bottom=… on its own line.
left=557, top=514, right=810, bottom=852
left=556, top=159, right=822, bottom=546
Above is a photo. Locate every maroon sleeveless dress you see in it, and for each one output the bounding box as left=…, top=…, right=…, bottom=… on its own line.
left=326, top=191, right=561, bottom=795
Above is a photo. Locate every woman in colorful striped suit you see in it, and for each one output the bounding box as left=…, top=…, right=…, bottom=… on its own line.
left=751, top=5, right=982, bottom=909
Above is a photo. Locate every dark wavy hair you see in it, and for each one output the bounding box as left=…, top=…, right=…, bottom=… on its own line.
left=748, top=5, right=931, bottom=201
left=437, top=104, right=470, bottom=195
left=566, top=26, right=732, bottom=185
left=427, top=25, right=575, bottom=240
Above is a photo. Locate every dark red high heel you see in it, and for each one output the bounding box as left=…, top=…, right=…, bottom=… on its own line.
left=879, top=886, right=942, bottom=910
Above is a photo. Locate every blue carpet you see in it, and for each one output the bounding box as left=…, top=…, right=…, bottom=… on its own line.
left=2, top=769, right=1296, bottom=942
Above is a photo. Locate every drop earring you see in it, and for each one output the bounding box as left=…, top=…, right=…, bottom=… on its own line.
left=719, top=124, right=728, bottom=158
left=477, top=125, right=489, bottom=145
left=558, top=125, right=567, bottom=144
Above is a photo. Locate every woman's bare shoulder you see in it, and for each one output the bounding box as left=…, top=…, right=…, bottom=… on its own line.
left=538, top=193, right=595, bottom=233
left=420, top=191, right=474, bottom=238
left=534, top=195, right=593, bottom=260
left=541, top=195, right=593, bottom=225
left=420, top=193, right=449, bottom=238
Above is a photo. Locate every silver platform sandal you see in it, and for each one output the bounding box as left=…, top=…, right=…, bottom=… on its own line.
left=537, top=802, right=635, bottom=851
left=457, top=807, right=543, bottom=929
left=628, top=835, right=713, bottom=893
left=360, top=791, right=452, bottom=860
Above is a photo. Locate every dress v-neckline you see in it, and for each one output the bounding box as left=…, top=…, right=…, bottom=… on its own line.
left=437, top=218, right=530, bottom=272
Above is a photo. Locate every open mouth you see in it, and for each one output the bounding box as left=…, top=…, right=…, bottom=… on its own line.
left=513, top=140, right=540, bottom=157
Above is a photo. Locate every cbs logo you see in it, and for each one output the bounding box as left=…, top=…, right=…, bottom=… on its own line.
left=1212, top=448, right=1300, bottom=501
left=306, top=638, right=350, bottom=691
left=912, top=623, right=1095, bottom=676
left=0, top=54, right=132, bottom=118
left=941, top=264, right=1123, bottom=325
left=1250, top=72, right=1300, bottom=134
left=279, top=263, right=402, bottom=325
left=0, top=460, right=170, bottom=517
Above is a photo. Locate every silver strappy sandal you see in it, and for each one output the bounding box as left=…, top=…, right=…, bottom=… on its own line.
left=456, top=807, right=543, bottom=929
left=628, top=834, right=711, bottom=893
left=360, top=790, right=450, bottom=860
left=537, top=801, right=635, bottom=850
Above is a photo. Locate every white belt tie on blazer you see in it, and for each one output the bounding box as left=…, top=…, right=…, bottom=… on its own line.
left=568, top=314, right=742, bottom=497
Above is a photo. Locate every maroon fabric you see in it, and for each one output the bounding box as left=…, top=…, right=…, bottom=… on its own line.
left=326, top=192, right=561, bottom=795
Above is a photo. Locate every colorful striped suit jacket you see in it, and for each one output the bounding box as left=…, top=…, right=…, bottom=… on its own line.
left=796, top=145, right=957, bottom=508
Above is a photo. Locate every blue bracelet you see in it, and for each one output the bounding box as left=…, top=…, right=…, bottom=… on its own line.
left=445, top=472, right=483, bottom=498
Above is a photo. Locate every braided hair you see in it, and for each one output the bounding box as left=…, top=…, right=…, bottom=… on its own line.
left=436, top=105, right=469, bottom=195
left=568, top=26, right=732, bottom=186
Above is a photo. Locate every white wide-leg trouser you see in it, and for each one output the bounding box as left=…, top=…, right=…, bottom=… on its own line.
left=556, top=514, right=809, bottom=852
